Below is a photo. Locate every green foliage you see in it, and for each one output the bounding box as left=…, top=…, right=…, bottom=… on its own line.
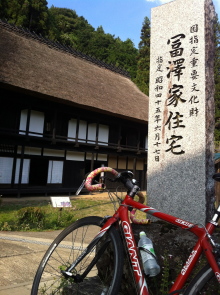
left=0, top=1, right=139, bottom=80
left=17, top=206, right=46, bottom=229
left=2, top=204, right=76, bottom=230
left=47, top=6, right=94, bottom=47
left=134, top=17, right=151, bottom=95
left=0, top=0, right=9, bottom=19
left=2, top=0, right=50, bottom=34
left=44, top=207, right=76, bottom=230
left=159, top=251, right=171, bottom=295
left=0, top=198, right=113, bottom=231
left=1, top=0, right=220, bottom=102
left=48, top=8, right=138, bottom=79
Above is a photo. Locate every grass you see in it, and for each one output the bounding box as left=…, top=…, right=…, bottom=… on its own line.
left=0, top=192, right=147, bottom=231
left=0, top=197, right=114, bottom=231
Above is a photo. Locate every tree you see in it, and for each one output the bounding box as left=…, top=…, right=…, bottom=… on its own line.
left=86, top=26, right=115, bottom=60
left=134, top=17, right=151, bottom=95
left=107, top=38, right=138, bottom=80
left=0, top=2, right=139, bottom=81
left=0, top=0, right=50, bottom=34
left=48, top=7, right=94, bottom=48
left=0, top=0, right=9, bottom=20
left=26, top=0, right=50, bottom=33
left=48, top=8, right=139, bottom=79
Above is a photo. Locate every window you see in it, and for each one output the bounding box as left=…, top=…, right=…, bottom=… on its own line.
left=78, top=120, right=87, bottom=142
left=19, top=109, right=44, bottom=137
left=68, top=120, right=87, bottom=143
left=0, top=157, right=13, bottom=183
left=98, top=124, right=109, bottom=146
left=88, top=123, right=96, bottom=144
left=47, top=161, right=64, bottom=184
left=68, top=119, right=109, bottom=145
left=15, top=158, right=30, bottom=184
left=68, top=119, right=77, bottom=141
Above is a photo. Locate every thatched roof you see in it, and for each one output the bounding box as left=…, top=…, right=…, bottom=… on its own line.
left=0, top=21, right=148, bottom=123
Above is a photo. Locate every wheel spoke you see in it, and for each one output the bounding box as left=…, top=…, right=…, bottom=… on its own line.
left=31, top=216, right=123, bottom=295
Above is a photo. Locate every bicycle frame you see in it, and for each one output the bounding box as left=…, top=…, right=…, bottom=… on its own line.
left=99, top=193, right=220, bottom=295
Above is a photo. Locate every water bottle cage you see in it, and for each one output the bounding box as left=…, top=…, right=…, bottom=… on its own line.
left=138, top=246, right=159, bottom=263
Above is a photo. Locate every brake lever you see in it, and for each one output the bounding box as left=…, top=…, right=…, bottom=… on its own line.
left=75, top=179, right=86, bottom=196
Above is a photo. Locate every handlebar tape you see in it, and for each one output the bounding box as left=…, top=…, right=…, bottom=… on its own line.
left=85, top=167, right=118, bottom=191
left=130, top=191, right=151, bottom=224
left=130, top=209, right=151, bottom=224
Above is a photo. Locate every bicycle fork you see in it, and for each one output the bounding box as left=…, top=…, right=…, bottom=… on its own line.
left=62, top=223, right=112, bottom=282
left=62, top=210, right=149, bottom=295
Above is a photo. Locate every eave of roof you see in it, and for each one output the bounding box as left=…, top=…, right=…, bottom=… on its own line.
left=0, top=22, right=149, bottom=123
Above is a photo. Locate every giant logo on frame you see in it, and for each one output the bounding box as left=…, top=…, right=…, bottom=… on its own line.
left=122, top=221, right=148, bottom=294
left=122, top=221, right=142, bottom=276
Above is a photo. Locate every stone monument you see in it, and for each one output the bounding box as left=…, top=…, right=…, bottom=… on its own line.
left=147, top=0, right=216, bottom=224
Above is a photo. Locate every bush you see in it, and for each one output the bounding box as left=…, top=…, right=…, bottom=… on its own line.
left=44, top=207, right=76, bottom=230
left=16, top=207, right=46, bottom=230
left=0, top=198, right=113, bottom=231
left=16, top=206, right=77, bottom=230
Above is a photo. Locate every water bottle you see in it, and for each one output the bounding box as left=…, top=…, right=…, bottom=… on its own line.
left=138, top=231, right=160, bottom=277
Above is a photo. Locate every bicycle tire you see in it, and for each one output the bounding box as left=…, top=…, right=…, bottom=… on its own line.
left=183, top=262, right=220, bottom=294
left=31, top=216, right=124, bottom=295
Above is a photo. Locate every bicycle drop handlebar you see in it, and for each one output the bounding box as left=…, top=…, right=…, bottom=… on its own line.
left=84, top=167, right=119, bottom=191
left=84, top=166, right=150, bottom=225
left=84, top=166, right=139, bottom=195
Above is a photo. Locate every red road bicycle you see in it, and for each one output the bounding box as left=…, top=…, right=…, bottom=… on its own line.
left=31, top=167, right=220, bottom=295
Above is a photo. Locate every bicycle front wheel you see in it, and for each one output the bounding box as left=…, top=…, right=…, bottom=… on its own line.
left=184, top=263, right=220, bottom=294
left=31, top=216, right=124, bottom=295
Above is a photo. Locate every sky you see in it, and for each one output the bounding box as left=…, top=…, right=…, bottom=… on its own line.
left=47, top=0, right=220, bottom=48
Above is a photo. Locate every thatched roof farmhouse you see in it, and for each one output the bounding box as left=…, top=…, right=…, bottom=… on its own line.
left=0, top=20, right=149, bottom=196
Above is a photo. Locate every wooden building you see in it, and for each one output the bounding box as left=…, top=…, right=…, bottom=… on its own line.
left=0, top=20, right=149, bottom=197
